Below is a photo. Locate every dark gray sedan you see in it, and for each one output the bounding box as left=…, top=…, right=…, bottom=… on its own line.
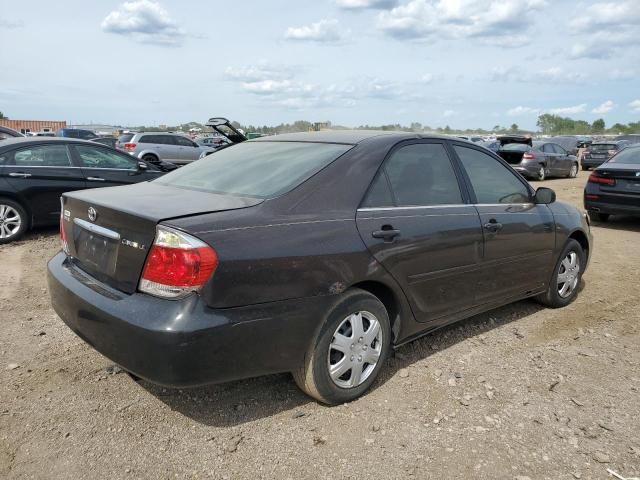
left=48, top=131, right=591, bottom=404
left=498, top=136, right=579, bottom=181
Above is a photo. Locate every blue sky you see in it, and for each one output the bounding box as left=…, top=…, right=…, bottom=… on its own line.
left=1, top=0, right=639, bottom=129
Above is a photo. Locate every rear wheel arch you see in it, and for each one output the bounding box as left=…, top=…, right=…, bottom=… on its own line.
left=350, top=280, right=402, bottom=344
left=141, top=153, right=159, bottom=163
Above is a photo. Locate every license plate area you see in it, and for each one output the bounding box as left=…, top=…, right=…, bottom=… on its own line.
left=72, top=218, right=120, bottom=276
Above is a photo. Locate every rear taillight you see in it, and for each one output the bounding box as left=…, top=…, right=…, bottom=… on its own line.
left=60, top=198, right=69, bottom=254
left=522, top=152, right=535, bottom=160
left=607, top=149, right=617, bottom=156
left=123, top=143, right=137, bottom=151
left=139, top=226, right=218, bottom=299
left=588, top=172, right=616, bottom=186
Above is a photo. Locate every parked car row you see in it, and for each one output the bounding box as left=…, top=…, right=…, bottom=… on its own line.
left=47, top=130, right=592, bottom=404
left=496, top=136, right=578, bottom=180
left=117, top=132, right=215, bottom=165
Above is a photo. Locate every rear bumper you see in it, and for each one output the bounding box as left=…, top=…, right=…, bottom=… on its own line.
left=48, top=252, right=330, bottom=387
left=582, top=158, right=607, bottom=169
left=512, top=164, right=540, bottom=178
left=584, top=199, right=640, bottom=216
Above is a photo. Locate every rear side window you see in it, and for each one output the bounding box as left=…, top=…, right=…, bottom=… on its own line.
left=174, top=136, right=196, bottom=147
left=552, top=144, right=567, bottom=154
left=75, top=145, right=138, bottom=170
left=454, top=146, right=530, bottom=204
left=542, top=144, right=555, bottom=153
left=361, top=173, right=394, bottom=208
left=13, top=145, right=71, bottom=167
left=155, top=141, right=352, bottom=198
left=139, top=135, right=172, bottom=145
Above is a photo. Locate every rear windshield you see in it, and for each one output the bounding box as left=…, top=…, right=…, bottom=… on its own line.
left=608, top=147, right=640, bottom=164
left=118, top=134, right=134, bottom=143
left=501, top=143, right=530, bottom=152
left=154, top=141, right=353, bottom=198
left=591, top=144, right=616, bottom=152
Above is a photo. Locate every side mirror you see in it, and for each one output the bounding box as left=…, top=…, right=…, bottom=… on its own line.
left=534, top=187, right=556, bottom=204
left=137, top=161, right=148, bottom=170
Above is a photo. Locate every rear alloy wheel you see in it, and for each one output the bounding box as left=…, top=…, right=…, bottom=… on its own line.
left=536, top=239, right=585, bottom=308
left=293, top=289, right=391, bottom=405
left=0, top=200, right=27, bottom=244
left=588, top=211, right=609, bottom=223
left=568, top=163, right=578, bottom=178
left=537, top=166, right=546, bottom=181
left=142, top=154, right=159, bottom=164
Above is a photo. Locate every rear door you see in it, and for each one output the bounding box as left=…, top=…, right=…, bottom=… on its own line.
left=551, top=143, right=572, bottom=175
left=451, top=143, right=555, bottom=305
left=2, top=143, right=86, bottom=225
left=173, top=135, right=202, bottom=162
left=71, top=143, right=163, bottom=187
left=356, top=141, right=484, bottom=324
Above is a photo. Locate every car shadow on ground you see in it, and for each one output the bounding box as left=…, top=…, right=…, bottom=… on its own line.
left=142, top=293, right=564, bottom=427
left=590, top=215, right=640, bottom=233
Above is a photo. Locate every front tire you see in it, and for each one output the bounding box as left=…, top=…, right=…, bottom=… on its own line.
left=0, top=198, right=28, bottom=244
left=293, top=289, right=391, bottom=405
left=142, top=154, right=159, bottom=164
left=537, top=166, right=546, bottom=181
left=568, top=163, right=578, bottom=178
left=536, top=239, right=585, bottom=308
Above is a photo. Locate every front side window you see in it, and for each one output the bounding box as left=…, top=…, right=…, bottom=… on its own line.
left=13, top=144, right=71, bottom=167
left=75, top=145, right=137, bottom=170
left=174, top=136, right=196, bottom=147
left=542, top=144, right=555, bottom=153
left=454, top=145, right=531, bottom=204
left=155, top=141, right=352, bottom=198
left=367, top=143, right=463, bottom=207
left=552, top=144, right=567, bottom=154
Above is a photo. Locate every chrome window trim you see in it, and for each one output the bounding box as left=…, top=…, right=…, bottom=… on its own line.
left=357, top=203, right=534, bottom=212
left=73, top=218, right=121, bottom=240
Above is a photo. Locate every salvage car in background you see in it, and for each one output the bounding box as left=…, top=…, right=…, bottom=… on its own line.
left=49, top=131, right=591, bottom=404
left=120, top=132, right=215, bottom=165
left=497, top=136, right=579, bottom=180
left=0, top=138, right=175, bottom=243
left=581, top=140, right=630, bottom=170
left=584, top=143, right=640, bottom=222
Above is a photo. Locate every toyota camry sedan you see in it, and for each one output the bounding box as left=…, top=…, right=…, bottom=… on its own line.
left=48, top=131, right=592, bottom=405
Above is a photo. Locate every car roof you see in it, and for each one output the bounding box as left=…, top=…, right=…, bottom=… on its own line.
left=592, top=140, right=627, bottom=145
left=134, top=132, right=184, bottom=136
left=0, top=137, right=108, bottom=150
left=250, top=130, right=456, bottom=145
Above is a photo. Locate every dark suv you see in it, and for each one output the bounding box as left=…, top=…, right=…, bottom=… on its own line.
left=582, top=140, right=630, bottom=170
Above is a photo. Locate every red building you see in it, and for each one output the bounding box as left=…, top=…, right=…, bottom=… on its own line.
left=0, top=119, right=67, bottom=135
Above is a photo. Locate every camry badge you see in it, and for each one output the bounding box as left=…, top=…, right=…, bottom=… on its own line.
left=88, top=207, right=97, bottom=222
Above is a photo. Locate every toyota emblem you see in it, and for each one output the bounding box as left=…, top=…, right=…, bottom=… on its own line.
left=88, top=207, right=97, bottom=222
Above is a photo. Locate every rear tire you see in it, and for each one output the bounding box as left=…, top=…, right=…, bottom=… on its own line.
left=293, top=289, right=391, bottom=405
left=537, top=166, right=546, bottom=181
left=588, top=211, right=609, bottom=223
left=536, top=239, right=585, bottom=308
left=581, top=165, right=588, bottom=171
left=568, top=163, right=578, bottom=178
left=0, top=198, right=28, bottom=244
left=142, top=154, right=159, bottom=164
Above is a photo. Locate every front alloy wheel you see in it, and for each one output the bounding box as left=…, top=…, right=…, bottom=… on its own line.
left=557, top=251, right=580, bottom=298
left=293, top=289, right=391, bottom=405
left=0, top=201, right=27, bottom=244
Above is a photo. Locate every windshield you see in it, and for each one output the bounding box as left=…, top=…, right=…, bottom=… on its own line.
left=501, top=143, right=530, bottom=152
left=591, top=144, right=616, bottom=152
left=154, top=141, right=353, bottom=198
left=608, top=147, right=640, bottom=164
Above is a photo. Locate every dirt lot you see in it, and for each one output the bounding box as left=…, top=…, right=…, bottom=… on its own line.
left=1, top=174, right=639, bottom=479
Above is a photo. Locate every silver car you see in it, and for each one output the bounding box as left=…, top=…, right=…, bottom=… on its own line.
left=121, top=132, right=214, bottom=165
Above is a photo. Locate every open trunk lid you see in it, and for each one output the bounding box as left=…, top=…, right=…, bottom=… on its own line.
left=61, top=182, right=262, bottom=294
left=498, top=135, right=532, bottom=147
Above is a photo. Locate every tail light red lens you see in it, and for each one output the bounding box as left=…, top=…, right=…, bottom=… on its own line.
left=588, top=172, right=616, bottom=186
left=123, top=143, right=137, bottom=151
left=139, top=226, right=218, bottom=299
left=522, top=152, right=535, bottom=160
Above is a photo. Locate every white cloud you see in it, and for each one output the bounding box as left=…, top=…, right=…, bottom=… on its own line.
left=569, top=1, right=640, bottom=33
left=285, top=19, right=347, bottom=43
left=630, top=100, right=640, bottom=112
left=443, top=109, right=457, bottom=117
left=592, top=100, right=615, bottom=114
left=377, top=0, right=546, bottom=46
left=548, top=104, right=587, bottom=115
left=491, top=66, right=585, bottom=83
left=336, top=0, right=400, bottom=8
left=420, top=73, right=434, bottom=83
left=0, top=19, right=23, bottom=29
left=507, top=106, right=540, bottom=116
left=101, top=0, right=184, bottom=46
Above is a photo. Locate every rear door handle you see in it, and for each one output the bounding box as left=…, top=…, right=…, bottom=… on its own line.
left=483, top=220, right=503, bottom=233
left=372, top=228, right=401, bottom=241
left=9, top=172, right=32, bottom=178
left=87, top=177, right=105, bottom=182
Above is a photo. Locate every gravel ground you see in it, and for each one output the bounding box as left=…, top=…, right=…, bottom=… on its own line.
left=1, top=174, right=639, bottom=479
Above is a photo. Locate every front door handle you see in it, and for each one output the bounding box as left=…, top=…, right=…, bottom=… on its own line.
left=372, top=226, right=401, bottom=241
left=9, top=172, right=32, bottom=178
left=87, top=177, right=105, bottom=182
left=483, top=219, right=503, bottom=233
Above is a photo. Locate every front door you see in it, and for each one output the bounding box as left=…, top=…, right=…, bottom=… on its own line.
left=71, top=144, right=162, bottom=187
left=451, top=143, right=556, bottom=305
left=356, top=141, right=484, bottom=324
left=2, top=143, right=86, bottom=225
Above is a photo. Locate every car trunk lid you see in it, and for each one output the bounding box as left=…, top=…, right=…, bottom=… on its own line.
left=593, top=164, right=640, bottom=196
left=61, top=182, right=262, bottom=293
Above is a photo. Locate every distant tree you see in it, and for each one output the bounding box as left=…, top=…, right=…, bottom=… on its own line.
left=0, top=111, right=6, bottom=119
left=444, top=125, right=452, bottom=134
left=492, top=125, right=500, bottom=132
left=592, top=118, right=605, bottom=133
left=510, top=123, right=519, bottom=133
